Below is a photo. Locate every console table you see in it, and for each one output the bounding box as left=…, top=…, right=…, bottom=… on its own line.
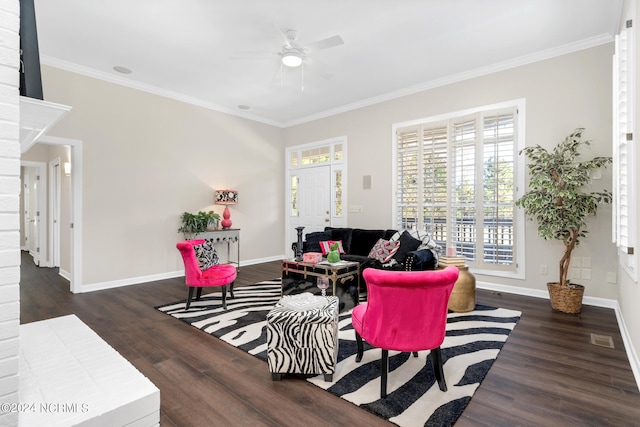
left=199, top=229, right=240, bottom=269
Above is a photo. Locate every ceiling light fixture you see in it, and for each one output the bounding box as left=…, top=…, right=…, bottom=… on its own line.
left=281, top=51, right=303, bottom=67
left=113, top=65, right=132, bottom=74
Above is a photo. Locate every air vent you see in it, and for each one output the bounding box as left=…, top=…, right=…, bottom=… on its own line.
left=590, top=333, right=614, bottom=349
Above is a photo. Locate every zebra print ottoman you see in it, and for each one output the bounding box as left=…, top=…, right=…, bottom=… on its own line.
left=267, top=295, right=339, bottom=382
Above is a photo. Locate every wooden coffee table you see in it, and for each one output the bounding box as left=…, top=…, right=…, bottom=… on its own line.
left=280, top=259, right=360, bottom=312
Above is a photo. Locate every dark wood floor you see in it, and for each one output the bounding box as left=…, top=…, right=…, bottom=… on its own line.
left=20, top=252, right=640, bottom=426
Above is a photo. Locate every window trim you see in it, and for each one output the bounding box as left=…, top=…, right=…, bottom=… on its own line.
left=392, top=99, right=526, bottom=279
left=613, top=17, right=638, bottom=280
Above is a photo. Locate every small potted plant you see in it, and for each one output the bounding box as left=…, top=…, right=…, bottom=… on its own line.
left=516, top=128, right=612, bottom=313
left=178, top=210, right=220, bottom=239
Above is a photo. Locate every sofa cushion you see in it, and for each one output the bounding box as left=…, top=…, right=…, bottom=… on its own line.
left=340, top=253, right=371, bottom=264
left=319, top=240, right=346, bottom=255
left=325, top=227, right=353, bottom=253
left=384, top=229, right=397, bottom=240
left=392, top=230, right=422, bottom=264
left=350, top=229, right=386, bottom=256
left=305, top=231, right=332, bottom=253
left=368, top=238, right=400, bottom=263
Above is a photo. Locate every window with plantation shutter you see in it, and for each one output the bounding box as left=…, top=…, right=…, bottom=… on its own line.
left=613, top=18, right=637, bottom=278
left=394, top=101, right=523, bottom=276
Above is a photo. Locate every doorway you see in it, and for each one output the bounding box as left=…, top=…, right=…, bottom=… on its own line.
left=21, top=135, right=83, bottom=293
left=285, top=137, right=347, bottom=255
left=20, top=161, right=46, bottom=266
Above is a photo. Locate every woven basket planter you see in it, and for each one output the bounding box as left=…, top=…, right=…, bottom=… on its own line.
left=547, top=282, right=585, bottom=314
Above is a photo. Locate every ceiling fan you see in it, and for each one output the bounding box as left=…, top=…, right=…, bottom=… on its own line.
left=232, top=24, right=344, bottom=85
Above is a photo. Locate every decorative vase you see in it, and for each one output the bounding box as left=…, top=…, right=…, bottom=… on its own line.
left=221, top=206, right=232, bottom=228
left=448, top=265, right=476, bottom=312
left=327, top=248, right=340, bottom=263
left=547, top=282, right=584, bottom=314
left=295, top=226, right=305, bottom=261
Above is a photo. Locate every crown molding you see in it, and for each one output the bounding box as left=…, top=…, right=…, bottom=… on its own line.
left=283, top=33, right=615, bottom=127
left=40, top=55, right=286, bottom=128
left=41, top=33, right=614, bottom=129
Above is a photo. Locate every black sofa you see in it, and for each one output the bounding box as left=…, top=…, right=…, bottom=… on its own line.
left=294, top=226, right=439, bottom=273
left=289, top=227, right=440, bottom=310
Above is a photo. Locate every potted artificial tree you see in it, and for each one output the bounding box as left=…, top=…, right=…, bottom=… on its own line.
left=516, top=128, right=612, bottom=314
left=178, top=210, right=220, bottom=239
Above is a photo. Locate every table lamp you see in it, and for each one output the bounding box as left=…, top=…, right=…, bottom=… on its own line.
left=215, top=190, right=238, bottom=229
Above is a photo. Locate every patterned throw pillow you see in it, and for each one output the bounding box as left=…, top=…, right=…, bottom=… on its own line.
left=388, top=229, right=442, bottom=265
left=368, top=238, right=400, bottom=263
left=319, top=240, right=345, bottom=255
left=193, top=240, right=219, bottom=271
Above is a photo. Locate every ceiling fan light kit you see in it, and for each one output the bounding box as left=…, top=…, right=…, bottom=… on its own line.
left=281, top=50, right=303, bottom=67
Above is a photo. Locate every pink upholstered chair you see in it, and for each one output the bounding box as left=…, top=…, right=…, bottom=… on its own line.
left=352, top=266, right=459, bottom=398
left=176, top=239, right=237, bottom=310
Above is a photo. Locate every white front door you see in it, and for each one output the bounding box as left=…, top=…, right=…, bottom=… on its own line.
left=295, top=165, right=331, bottom=242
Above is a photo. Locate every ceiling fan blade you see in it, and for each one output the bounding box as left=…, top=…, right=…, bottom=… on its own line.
left=304, top=35, right=344, bottom=52
left=272, top=22, right=292, bottom=48
left=230, top=51, right=278, bottom=60
left=271, top=62, right=291, bottom=86
left=304, top=58, right=334, bottom=80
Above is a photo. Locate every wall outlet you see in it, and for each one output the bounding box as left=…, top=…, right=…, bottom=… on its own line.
left=607, top=272, right=617, bottom=284
left=581, top=268, right=592, bottom=280
left=539, top=264, right=548, bottom=275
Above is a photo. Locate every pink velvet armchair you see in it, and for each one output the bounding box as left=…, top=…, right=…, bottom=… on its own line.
left=176, top=239, right=237, bottom=310
left=352, top=266, right=459, bottom=398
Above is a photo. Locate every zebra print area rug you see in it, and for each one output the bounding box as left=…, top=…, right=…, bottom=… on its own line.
left=156, top=279, right=521, bottom=427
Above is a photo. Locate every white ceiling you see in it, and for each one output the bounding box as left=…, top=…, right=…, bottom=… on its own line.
left=33, top=0, right=622, bottom=127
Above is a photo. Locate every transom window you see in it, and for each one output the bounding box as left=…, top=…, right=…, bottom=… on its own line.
left=393, top=100, right=524, bottom=275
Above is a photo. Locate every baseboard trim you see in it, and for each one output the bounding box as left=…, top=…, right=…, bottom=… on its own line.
left=477, top=280, right=640, bottom=392
left=59, top=268, right=71, bottom=281
left=240, top=255, right=284, bottom=266
left=81, top=270, right=185, bottom=293
left=612, top=301, right=640, bottom=393
left=80, top=255, right=286, bottom=293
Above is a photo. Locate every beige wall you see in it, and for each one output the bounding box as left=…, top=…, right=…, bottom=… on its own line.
left=285, top=43, right=618, bottom=300
left=40, top=65, right=285, bottom=286
left=617, top=0, right=640, bottom=378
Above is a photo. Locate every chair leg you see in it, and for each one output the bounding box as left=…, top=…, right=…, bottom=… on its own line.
left=412, top=351, right=419, bottom=357
left=355, top=331, right=364, bottom=362
left=430, top=346, right=447, bottom=392
left=381, top=349, right=389, bottom=398
left=221, top=285, right=227, bottom=309
left=186, top=287, right=195, bottom=310
left=196, top=287, right=203, bottom=300
left=229, top=281, right=235, bottom=299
